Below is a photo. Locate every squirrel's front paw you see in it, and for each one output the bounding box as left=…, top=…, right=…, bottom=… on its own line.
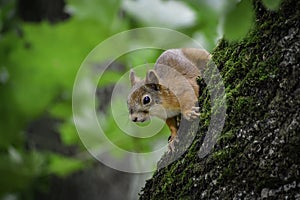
left=167, top=136, right=179, bottom=153
left=183, top=107, right=200, bottom=120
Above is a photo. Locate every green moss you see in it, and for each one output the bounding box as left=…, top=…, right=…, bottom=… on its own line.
left=216, top=130, right=234, bottom=145
left=217, top=166, right=234, bottom=183
left=212, top=143, right=238, bottom=161
left=235, top=96, right=254, bottom=111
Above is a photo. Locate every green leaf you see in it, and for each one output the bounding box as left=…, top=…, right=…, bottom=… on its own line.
left=223, top=0, right=254, bottom=41
left=0, top=150, right=46, bottom=195
left=48, top=154, right=85, bottom=177
left=49, top=101, right=72, bottom=119
left=98, top=70, right=123, bottom=87
left=66, top=0, right=125, bottom=32
left=262, top=0, right=282, bottom=10
left=58, top=121, right=80, bottom=145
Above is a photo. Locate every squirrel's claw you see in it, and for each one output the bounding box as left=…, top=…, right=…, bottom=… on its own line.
left=167, top=136, right=179, bottom=153
left=184, top=106, right=200, bottom=120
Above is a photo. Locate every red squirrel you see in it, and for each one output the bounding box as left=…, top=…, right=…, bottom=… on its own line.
left=127, top=48, right=211, bottom=151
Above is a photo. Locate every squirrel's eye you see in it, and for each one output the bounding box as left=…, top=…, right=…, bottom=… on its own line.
left=143, top=95, right=151, bottom=105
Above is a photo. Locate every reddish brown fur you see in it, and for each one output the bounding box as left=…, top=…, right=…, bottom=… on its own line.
left=128, top=48, right=211, bottom=151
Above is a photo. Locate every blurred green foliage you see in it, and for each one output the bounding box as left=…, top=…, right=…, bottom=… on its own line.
left=0, top=0, right=128, bottom=198
left=223, top=0, right=254, bottom=41
left=0, top=0, right=282, bottom=199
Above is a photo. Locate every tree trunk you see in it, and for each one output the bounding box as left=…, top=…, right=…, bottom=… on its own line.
left=140, top=0, right=300, bottom=199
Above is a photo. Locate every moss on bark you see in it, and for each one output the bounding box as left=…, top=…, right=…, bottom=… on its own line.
left=140, top=0, right=300, bottom=199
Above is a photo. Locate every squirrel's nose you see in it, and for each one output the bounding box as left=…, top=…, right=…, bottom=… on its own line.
left=132, top=117, right=138, bottom=122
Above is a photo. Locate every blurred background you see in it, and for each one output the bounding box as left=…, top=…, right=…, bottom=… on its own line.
left=0, top=0, right=278, bottom=199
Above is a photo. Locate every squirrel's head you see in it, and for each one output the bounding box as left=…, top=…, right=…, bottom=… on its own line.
left=127, top=69, right=163, bottom=122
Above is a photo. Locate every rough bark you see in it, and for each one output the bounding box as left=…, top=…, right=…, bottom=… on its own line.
left=140, top=0, right=300, bottom=199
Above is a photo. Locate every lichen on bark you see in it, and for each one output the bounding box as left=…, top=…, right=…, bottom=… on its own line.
left=139, top=0, right=300, bottom=199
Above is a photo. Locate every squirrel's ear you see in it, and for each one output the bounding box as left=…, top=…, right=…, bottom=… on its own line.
left=146, top=70, right=159, bottom=84
left=130, top=69, right=140, bottom=87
